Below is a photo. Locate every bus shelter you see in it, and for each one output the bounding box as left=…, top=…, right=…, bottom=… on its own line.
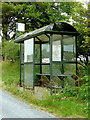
left=14, top=22, right=79, bottom=89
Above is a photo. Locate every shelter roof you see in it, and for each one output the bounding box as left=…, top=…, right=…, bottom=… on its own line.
left=14, top=22, right=79, bottom=43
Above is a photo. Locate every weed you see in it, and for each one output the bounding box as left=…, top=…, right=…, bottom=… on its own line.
left=2, top=61, right=89, bottom=118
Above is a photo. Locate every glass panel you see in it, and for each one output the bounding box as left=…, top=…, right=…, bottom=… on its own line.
left=63, top=36, right=76, bottom=61
left=24, top=63, right=33, bottom=88
left=42, top=65, right=50, bottom=74
left=53, top=34, right=61, bottom=42
left=52, top=63, right=63, bottom=88
left=65, top=76, right=75, bottom=86
left=24, top=38, right=34, bottom=88
left=52, top=63, right=62, bottom=76
left=21, top=65, right=24, bottom=85
left=52, top=63, right=76, bottom=87
left=31, top=25, right=49, bottom=36
left=35, top=65, right=40, bottom=75
left=64, top=64, right=76, bottom=75
left=38, top=34, right=49, bottom=42
left=52, top=76, right=64, bottom=88
left=42, top=44, right=50, bottom=63
left=24, top=38, right=34, bottom=62
left=35, top=44, right=40, bottom=63
left=35, top=65, right=40, bottom=85
left=52, top=35, right=61, bottom=61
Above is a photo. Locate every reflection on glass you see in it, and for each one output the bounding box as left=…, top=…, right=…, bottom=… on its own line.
left=63, top=36, right=76, bottom=61
left=52, top=35, right=61, bottom=61
left=38, top=34, right=49, bottom=42
left=42, top=44, right=50, bottom=63
left=52, top=63, right=63, bottom=87
left=35, top=44, right=40, bottom=63
left=21, top=65, right=24, bottom=85
left=52, top=63, right=62, bottom=76
left=52, top=76, right=64, bottom=88
left=24, top=38, right=34, bottom=62
left=64, top=64, right=76, bottom=75
left=42, top=65, right=50, bottom=74
left=24, top=63, right=33, bottom=88
left=65, top=76, right=75, bottom=86
left=24, top=38, right=34, bottom=88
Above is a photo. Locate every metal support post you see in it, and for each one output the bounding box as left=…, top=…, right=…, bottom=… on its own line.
left=20, top=43, right=22, bottom=87
left=61, top=35, right=64, bottom=74
left=75, top=36, right=78, bottom=75
left=50, top=34, right=53, bottom=94
left=33, top=37, right=35, bottom=90
left=40, top=41, right=42, bottom=74
left=75, top=36, right=78, bottom=86
left=16, top=22, right=22, bottom=87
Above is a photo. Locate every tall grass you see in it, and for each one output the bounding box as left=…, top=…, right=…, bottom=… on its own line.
left=2, top=61, right=20, bottom=85
left=2, top=61, right=88, bottom=118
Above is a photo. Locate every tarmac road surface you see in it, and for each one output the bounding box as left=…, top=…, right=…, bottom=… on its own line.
left=0, top=90, right=54, bottom=119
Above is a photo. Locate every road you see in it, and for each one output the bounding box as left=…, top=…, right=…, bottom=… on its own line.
left=0, top=90, right=54, bottom=118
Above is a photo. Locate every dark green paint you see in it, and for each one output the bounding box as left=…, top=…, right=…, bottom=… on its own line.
left=33, top=37, right=35, bottom=90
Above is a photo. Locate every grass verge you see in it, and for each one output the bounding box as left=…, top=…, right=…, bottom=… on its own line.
left=1, top=61, right=88, bottom=118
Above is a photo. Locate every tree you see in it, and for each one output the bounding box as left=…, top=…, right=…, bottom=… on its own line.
left=2, top=2, right=76, bottom=61
left=2, top=3, right=15, bottom=40
left=2, top=2, right=77, bottom=41
left=71, top=2, right=90, bottom=64
left=3, top=2, right=88, bottom=63
left=2, top=39, right=19, bottom=62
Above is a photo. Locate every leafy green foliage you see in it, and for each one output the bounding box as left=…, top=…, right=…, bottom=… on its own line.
left=2, top=2, right=78, bottom=40
left=2, top=3, right=15, bottom=40
left=2, top=40, right=19, bottom=62
left=2, top=61, right=88, bottom=118
left=1, top=2, right=89, bottom=118
left=59, top=64, right=88, bottom=98
left=2, top=2, right=89, bottom=64
left=71, top=2, right=89, bottom=57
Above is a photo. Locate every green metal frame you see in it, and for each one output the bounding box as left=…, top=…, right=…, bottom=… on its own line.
left=19, top=43, right=24, bottom=87
left=40, top=39, right=42, bottom=74
left=75, top=36, right=78, bottom=75
left=16, top=22, right=79, bottom=90
left=50, top=34, right=53, bottom=93
left=22, top=38, right=35, bottom=89
left=14, top=22, right=79, bottom=43
left=15, top=31, right=79, bottom=43
left=20, top=43, right=22, bottom=87
left=21, top=36, right=77, bottom=88
left=33, top=37, right=35, bottom=90
left=19, top=34, right=77, bottom=90
left=61, top=35, right=77, bottom=75
left=50, top=34, right=53, bottom=82
left=61, top=35, right=64, bottom=74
